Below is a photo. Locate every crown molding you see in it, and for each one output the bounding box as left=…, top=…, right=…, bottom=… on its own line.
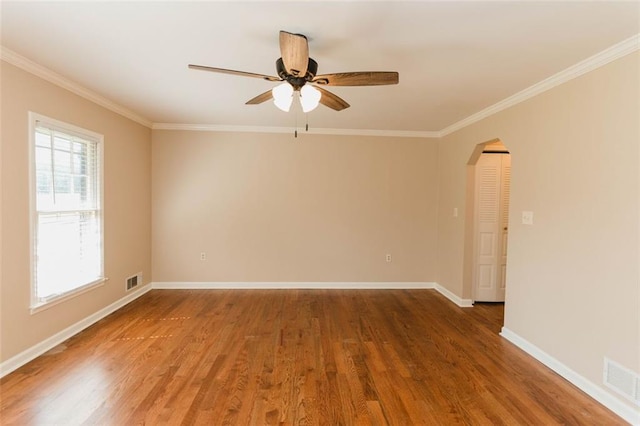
left=152, top=123, right=439, bottom=139
left=4, top=33, right=638, bottom=139
left=439, top=33, right=640, bottom=137
left=0, top=46, right=153, bottom=128
left=153, top=34, right=640, bottom=139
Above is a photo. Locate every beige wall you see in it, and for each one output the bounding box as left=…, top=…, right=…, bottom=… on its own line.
left=152, top=130, right=439, bottom=283
left=436, top=52, right=639, bottom=409
left=0, top=62, right=152, bottom=361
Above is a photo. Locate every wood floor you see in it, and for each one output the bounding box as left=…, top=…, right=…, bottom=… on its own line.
left=0, top=289, right=625, bottom=425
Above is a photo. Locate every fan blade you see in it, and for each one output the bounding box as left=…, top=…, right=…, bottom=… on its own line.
left=316, top=86, right=350, bottom=111
left=279, top=31, right=309, bottom=77
left=312, top=72, right=399, bottom=86
left=246, top=90, right=273, bottom=105
left=188, top=64, right=281, bottom=82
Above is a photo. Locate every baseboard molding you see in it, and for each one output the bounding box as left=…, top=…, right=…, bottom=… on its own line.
left=434, top=283, right=474, bottom=307
left=152, top=281, right=436, bottom=290
left=0, top=284, right=152, bottom=378
left=500, top=327, right=640, bottom=425
left=152, top=281, right=477, bottom=308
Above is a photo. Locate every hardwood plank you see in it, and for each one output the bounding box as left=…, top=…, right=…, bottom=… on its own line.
left=0, top=290, right=627, bottom=425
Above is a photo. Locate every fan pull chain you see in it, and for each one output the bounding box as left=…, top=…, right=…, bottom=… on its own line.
left=305, top=114, right=309, bottom=132
left=294, top=110, right=298, bottom=138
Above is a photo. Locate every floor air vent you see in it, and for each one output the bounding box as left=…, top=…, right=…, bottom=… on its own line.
left=126, top=273, right=142, bottom=291
left=604, top=358, right=640, bottom=406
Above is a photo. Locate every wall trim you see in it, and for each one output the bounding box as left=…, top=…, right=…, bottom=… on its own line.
left=0, top=46, right=153, bottom=128
left=152, top=35, right=640, bottom=139
left=0, top=284, right=152, bottom=378
left=434, top=283, right=474, bottom=307
left=3, top=34, right=637, bottom=139
left=152, top=281, right=474, bottom=307
left=439, top=33, right=640, bottom=137
left=152, top=281, right=436, bottom=290
left=500, top=327, right=640, bottom=425
left=151, top=123, right=439, bottom=139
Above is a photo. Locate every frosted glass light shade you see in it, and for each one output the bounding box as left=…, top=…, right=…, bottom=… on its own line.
left=300, top=85, right=321, bottom=113
left=272, top=83, right=294, bottom=112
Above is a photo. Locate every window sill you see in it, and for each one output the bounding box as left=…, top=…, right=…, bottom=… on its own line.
left=30, top=277, right=108, bottom=314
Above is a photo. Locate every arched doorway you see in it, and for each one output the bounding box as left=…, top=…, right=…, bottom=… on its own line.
left=462, top=139, right=511, bottom=303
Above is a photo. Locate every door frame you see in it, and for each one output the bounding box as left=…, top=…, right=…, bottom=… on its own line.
left=462, top=138, right=511, bottom=303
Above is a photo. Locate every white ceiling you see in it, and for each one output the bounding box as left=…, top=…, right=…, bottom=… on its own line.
left=1, top=1, right=639, bottom=133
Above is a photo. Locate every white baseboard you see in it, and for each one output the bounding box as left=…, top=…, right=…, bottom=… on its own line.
left=152, top=281, right=436, bottom=290
left=152, top=282, right=476, bottom=308
left=434, top=283, right=474, bottom=307
left=0, top=284, right=152, bottom=378
left=500, top=327, right=640, bottom=425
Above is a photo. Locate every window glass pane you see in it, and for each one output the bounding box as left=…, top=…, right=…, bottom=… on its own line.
left=36, top=212, right=102, bottom=300
left=73, top=153, right=86, bottom=175
left=36, top=172, right=51, bottom=193
left=74, top=176, right=87, bottom=199
left=54, top=134, right=71, bottom=151
left=54, top=173, right=71, bottom=195
left=54, top=148, right=71, bottom=174
left=35, top=141, right=54, bottom=208
left=35, top=130, right=51, bottom=147
left=73, top=141, right=86, bottom=161
left=35, top=146, right=52, bottom=172
left=36, top=172, right=54, bottom=209
left=32, top=117, right=103, bottom=307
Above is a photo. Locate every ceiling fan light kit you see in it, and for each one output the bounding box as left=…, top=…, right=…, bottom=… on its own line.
left=189, top=30, right=399, bottom=114
left=272, top=82, right=294, bottom=112
left=300, top=85, right=321, bottom=113
left=271, top=82, right=321, bottom=113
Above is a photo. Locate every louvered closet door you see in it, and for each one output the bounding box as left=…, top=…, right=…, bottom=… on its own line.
left=499, top=155, right=511, bottom=300
left=473, top=153, right=510, bottom=302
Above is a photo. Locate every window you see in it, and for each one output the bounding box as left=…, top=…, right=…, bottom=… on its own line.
left=30, top=113, right=104, bottom=311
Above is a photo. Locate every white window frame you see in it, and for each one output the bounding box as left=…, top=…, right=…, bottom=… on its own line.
left=29, top=112, right=105, bottom=313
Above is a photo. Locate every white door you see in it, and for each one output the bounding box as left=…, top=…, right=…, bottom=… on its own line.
left=473, top=153, right=511, bottom=302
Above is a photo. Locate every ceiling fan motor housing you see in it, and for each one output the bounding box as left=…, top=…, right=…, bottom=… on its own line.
left=276, top=57, right=318, bottom=90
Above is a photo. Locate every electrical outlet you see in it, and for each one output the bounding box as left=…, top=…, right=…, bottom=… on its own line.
left=522, top=211, right=534, bottom=225
left=386, top=254, right=392, bottom=263
left=453, top=207, right=459, bottom=218
left=200, top=252, right=206, bottom=261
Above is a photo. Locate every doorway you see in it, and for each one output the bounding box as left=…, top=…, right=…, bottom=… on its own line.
left=462, top=139, right=511, bottom=303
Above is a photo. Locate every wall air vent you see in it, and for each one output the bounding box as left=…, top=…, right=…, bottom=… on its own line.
left=604, top=358, right=640, bottom=406
left=126, top=273, right=142, bottom=291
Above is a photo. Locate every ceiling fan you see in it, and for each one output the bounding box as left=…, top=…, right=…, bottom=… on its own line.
left=188, top=30, right=399, bottom=113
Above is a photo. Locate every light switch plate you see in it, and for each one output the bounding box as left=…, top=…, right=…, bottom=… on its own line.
left=522, top=211, right=534, bottom=225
